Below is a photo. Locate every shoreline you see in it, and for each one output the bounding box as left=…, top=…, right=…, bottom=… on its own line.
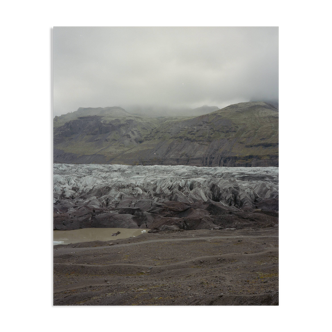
left=54, top=227, right=149, bottom=245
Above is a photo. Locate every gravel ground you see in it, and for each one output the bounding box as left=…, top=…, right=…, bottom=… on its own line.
left=54, top=227, right=278, bottom=305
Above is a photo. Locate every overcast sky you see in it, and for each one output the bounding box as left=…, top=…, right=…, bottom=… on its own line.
left=53, top=27, right=278, bottom=116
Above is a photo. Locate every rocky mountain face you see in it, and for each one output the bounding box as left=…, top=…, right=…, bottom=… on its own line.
left=249, top=98, right=279, bottom=110
left=190, top=105, right=219, bottom=116
left=54, top=101, right=278, bottom=167
left=54, top=164, right=278, bottom=231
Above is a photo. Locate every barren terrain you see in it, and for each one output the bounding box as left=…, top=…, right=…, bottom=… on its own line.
left=54, top=102, right=278, bottom=167
left=54, top=227, right=278, bottom=305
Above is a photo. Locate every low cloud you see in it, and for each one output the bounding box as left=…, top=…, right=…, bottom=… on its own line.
left=53, top=27, right=278, bottom=116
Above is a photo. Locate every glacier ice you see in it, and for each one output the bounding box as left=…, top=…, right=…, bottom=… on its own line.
left=53, top=164, right=278, bottom=231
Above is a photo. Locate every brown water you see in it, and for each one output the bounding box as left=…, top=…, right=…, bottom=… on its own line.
left=53, top=228, right=148, bottom=245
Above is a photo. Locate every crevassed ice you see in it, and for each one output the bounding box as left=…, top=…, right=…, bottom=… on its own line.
left=53, top=164, right=278, bottom=205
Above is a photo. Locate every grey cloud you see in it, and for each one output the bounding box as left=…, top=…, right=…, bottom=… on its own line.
left=53, top=27, right=278, bottom=116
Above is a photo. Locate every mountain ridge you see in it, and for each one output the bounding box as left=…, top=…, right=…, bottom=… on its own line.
left=54, top=101, right=278, bottom=167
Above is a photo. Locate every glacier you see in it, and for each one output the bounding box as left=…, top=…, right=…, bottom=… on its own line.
left=53, top=164, right=278, bottom=231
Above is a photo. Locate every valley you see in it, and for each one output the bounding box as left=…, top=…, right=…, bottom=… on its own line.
left=53, top=101, right=279, bottom=306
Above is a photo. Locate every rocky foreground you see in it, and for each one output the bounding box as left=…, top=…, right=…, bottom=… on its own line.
left=54, top=164, right=278, bottom=231
left=54, top=228, right=278, bottom=305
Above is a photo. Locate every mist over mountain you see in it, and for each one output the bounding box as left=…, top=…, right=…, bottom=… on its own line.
left=54, top=101, right=278, bottom=167
left=125, top=105, right=220, bottom=118
left=191, top=105, right=220, bottom=116
left=52, top=28, right=279, bottom=306
left=249, top=98, right=278, bottom=110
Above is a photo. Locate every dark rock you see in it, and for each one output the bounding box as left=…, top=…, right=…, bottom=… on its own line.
left=159, top=224, right=180, bottom=231
left=134, top=199, right=153, bottom=211
left=255, top=198, right=278, bottom=212
left=94, top=213, right=138, bottom=228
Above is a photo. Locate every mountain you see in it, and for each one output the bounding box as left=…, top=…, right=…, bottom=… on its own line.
left=53, top=101, right=278, bottom=167
left=249, top=98, right=278, bottom=110
left=121, top=105, right=219, bottom=117
left=53, top=106, right=130, bottom=128
left=191, top=105, right=219, bottom=116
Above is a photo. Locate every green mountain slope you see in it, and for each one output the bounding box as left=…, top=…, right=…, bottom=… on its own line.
left=54, top=102, right=278, bottom=167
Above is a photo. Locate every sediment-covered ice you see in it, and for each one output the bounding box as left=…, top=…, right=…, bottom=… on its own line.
left=53, top=164, right=278, bottom=231
left=54, top=164, right=278, bottom=205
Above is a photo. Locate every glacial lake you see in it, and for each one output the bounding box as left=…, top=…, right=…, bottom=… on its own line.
left=53, top=228, right=148, bottom=245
